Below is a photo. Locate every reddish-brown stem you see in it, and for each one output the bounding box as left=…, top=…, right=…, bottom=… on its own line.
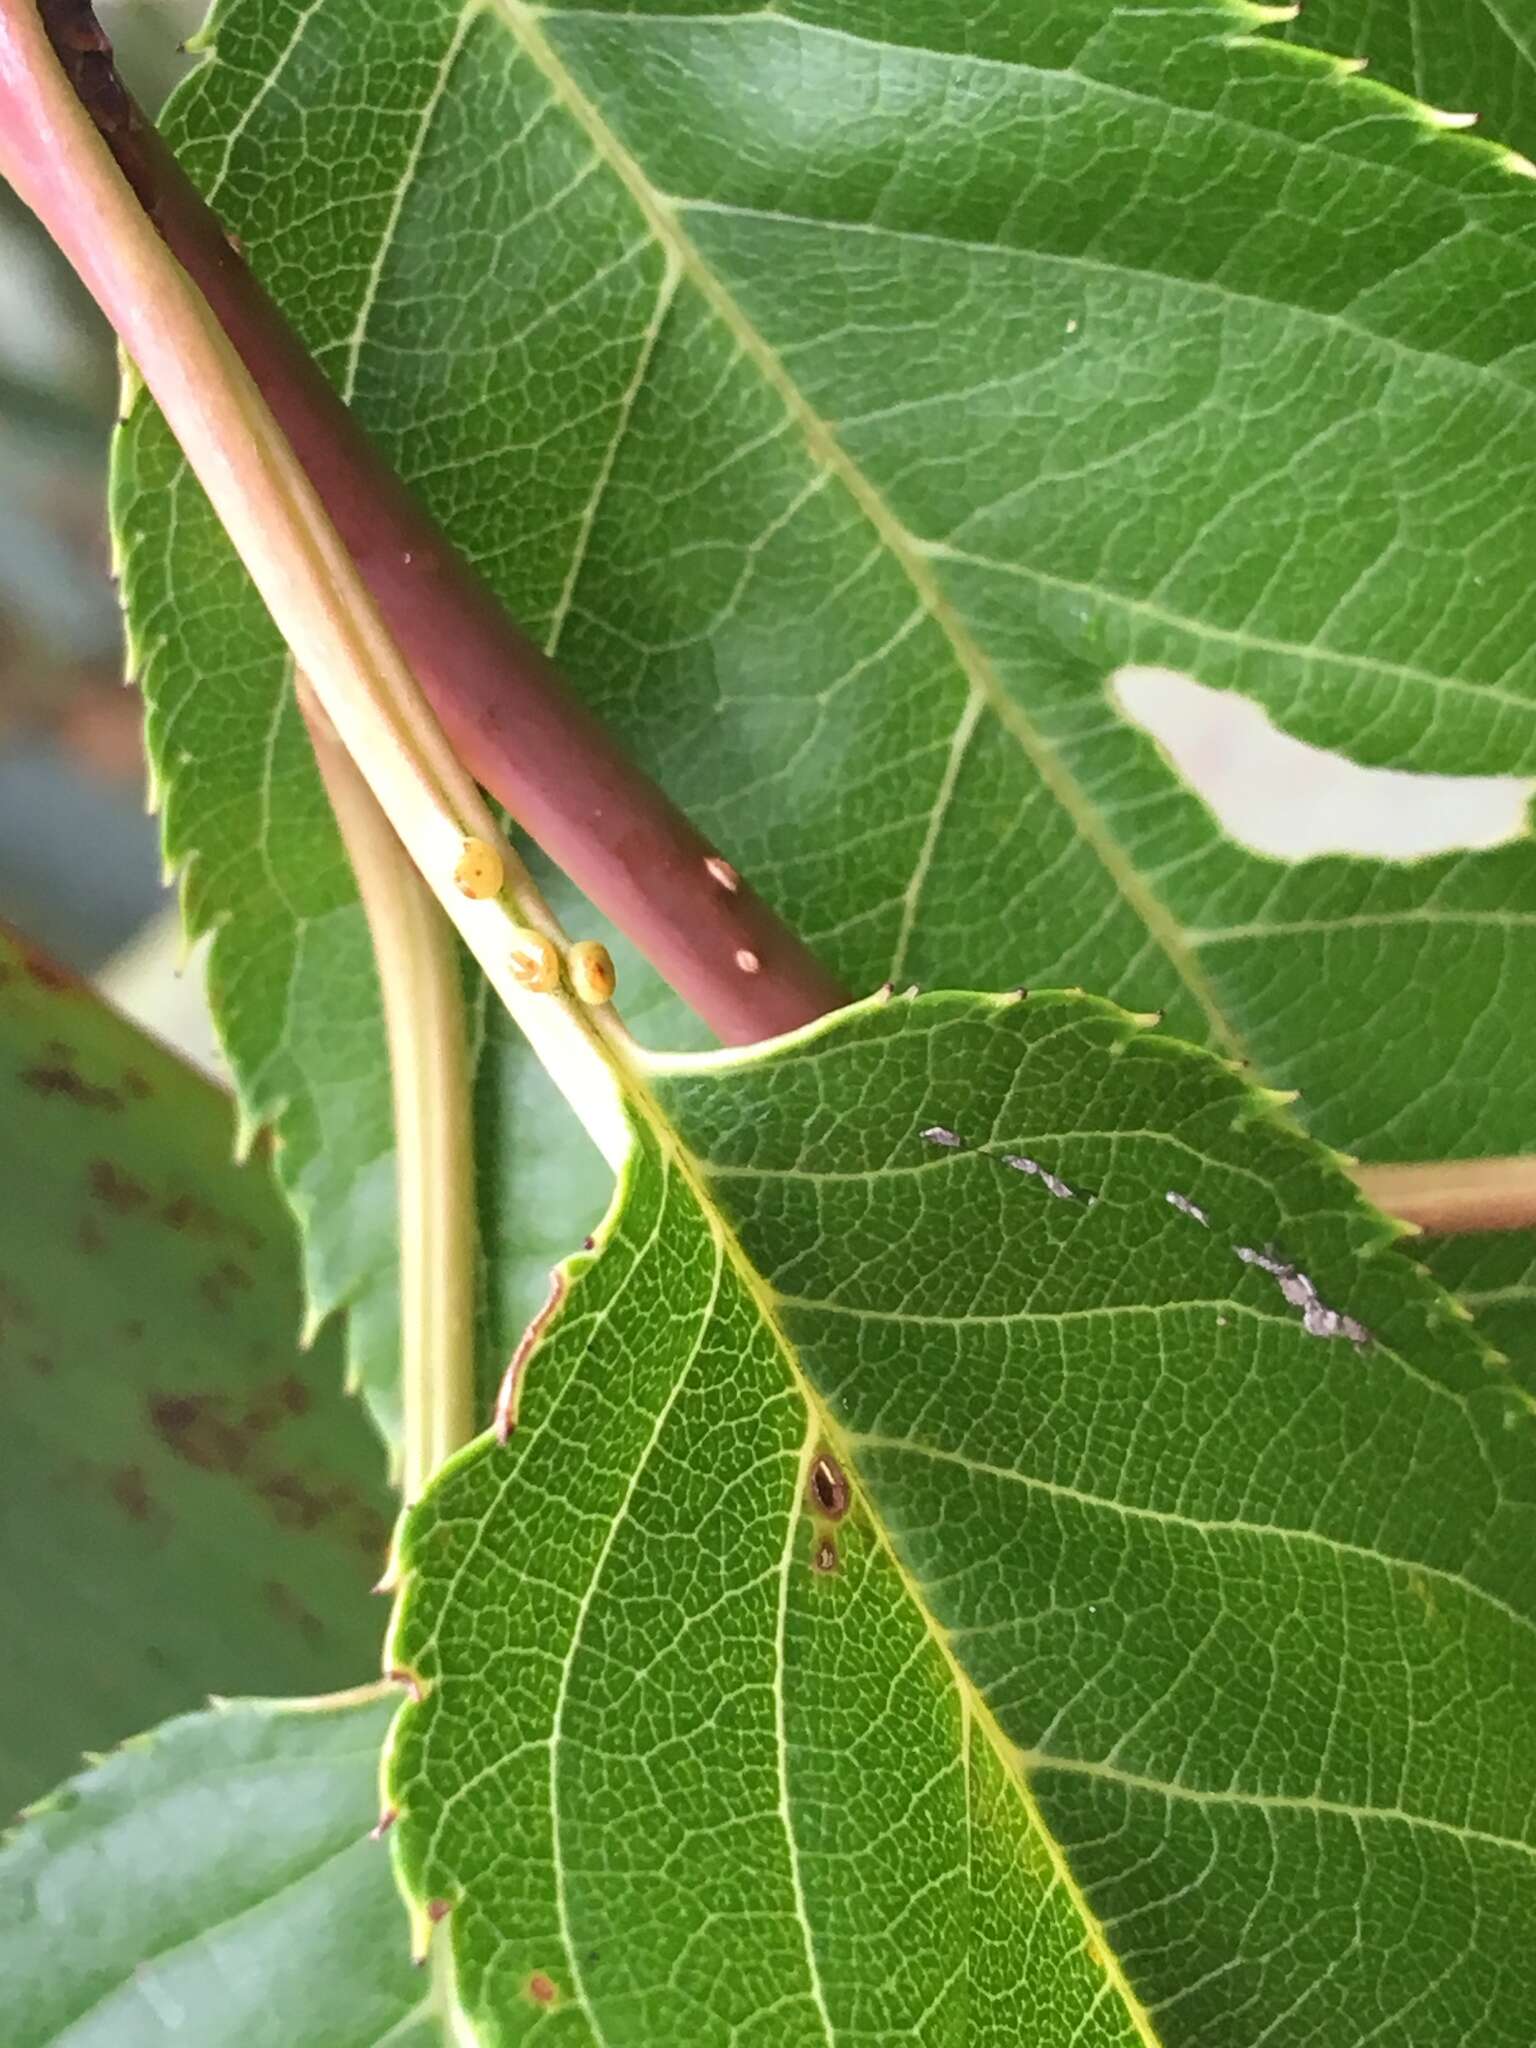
left=37, top=0, right=849, bottom=1045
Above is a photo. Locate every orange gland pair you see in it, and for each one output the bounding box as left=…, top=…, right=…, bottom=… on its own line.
left=507, top=931, right=616, bottom=1006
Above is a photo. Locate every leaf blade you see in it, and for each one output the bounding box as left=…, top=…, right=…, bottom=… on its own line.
left=0, top=931, right=395, bottom=1813
left=123, top=0, right=1536, bottom=1204
left=390, top=992, right=1536, bottom=2042
left=0, top=1693, right=433, bottom=2048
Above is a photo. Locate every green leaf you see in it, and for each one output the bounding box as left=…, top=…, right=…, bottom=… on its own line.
left=0, top=1691, right=436, bottom=2047
left=118, top=0, right=1536, bottom=1262
left=1418, top=1229, right=1536, bottom=1394
left=0, top=930, right=396, bottom=1813
left=1280, top=2, right=1536, bottom=161
left=388, top=992, right=1536, bottom=2044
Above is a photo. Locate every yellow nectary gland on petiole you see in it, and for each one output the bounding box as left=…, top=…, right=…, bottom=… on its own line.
left=453, top=837, right=504, bottom=900
left=508, top=931, right=561, bottom=993
left=569, top=940, right=616, bottom=1006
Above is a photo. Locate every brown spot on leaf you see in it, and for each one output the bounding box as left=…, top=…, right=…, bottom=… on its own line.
left=159, top=1193, right=263, bottom=1250
left=148, top=1392, right=252, bottom=1475
left=121, top=1067, right=153, bottom=1100
left=199, top=1259, right=254, bottom=1314
left=807, top=1452, right=850, bottom=1521
left=21, top=1063, right=121, bottom=1110
left=262, top=1578, right=325, bottom=1647
left=108, top=1463, right=154, bottom=1523
left=75, top=1216, right=107, bottom=1257
left=812, top=1536, right=840, bottom=1575
left=257, top=1472, right=330, bottom=1530
left=16, top=945, right=78, bottom=995
left=353, top=1508, right=392, bottom=1565
left=241, top=1374, right=312, bottom=1434
left=528, top=1974, right=559, bottom=2007
left=0, top=1278, right=36, bottom=1328
left=89, top=1158, right=150, bottom=1213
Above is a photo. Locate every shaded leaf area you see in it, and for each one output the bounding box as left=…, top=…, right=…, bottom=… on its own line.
left=0, top=930, right=394, bottom=1813
left=1419, top=1229, right=1536, bottom=1392
left=390, top=992, right=1536, bottom=2046
left=1279, top=0, right=1536, bottom=161
left=1, top=1692, right=436, bottom=2047
left=120, top=0, right=1536, bottom=1311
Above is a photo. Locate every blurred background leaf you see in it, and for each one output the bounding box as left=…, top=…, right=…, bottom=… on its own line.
left=0, top=926, right=396, bottom=1816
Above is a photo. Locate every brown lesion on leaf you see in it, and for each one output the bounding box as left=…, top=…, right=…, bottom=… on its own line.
left=107, top=1461, right=156, bottom=1525
left=807, top=1451, right=850, bottom=1522
left=88, top=1158, right=151, bottom=1213
left=160, top=1191, right=264, bottom=1252
left=527, top=1973, right=559, bottom=2007
left=199, top=1259, right=256, bottom=1314
left=59, top=1456, right=170, bottom=1539
left=258, top=1472, right=333, bottom=1531
left=148, top=1391, right=253, bottom=1475
left=144, top=1381, right=385, bottom=1559
left=9, top=940, right=82, bottom=996
left=21, top=1055, right=122, bottom=1110
left=0, top=1276, right=37, bottom=1330
left=812, top=1535, right=840, bottom=1575
left=262, top=1577, right=326, bottom=1648
left=75, top=1215, right=107, bottom=1257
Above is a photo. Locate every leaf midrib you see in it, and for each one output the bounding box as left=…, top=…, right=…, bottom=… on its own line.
left=607, top=1017, right=1167, bottom=2048
left=485, top=0, right=1249, bottom=1065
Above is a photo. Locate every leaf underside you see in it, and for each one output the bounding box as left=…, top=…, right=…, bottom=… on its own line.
left=1281, top=0, right=1536, bottom=166
left=0, top=1693, right=434, bottom=2048
left=118, top=0, right=1536, bottom=1432
left=1418, top=1229, right=1536, bottom=1395
left=0, top=930, right=395, bottom=1814
left=388, top=992, right=1536, bottom=2046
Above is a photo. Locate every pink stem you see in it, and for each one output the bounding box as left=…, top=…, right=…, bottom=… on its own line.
left=24, top=0, right=851, bottom=1044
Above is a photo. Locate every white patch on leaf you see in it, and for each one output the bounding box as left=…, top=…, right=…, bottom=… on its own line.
left=1113, top=665, right=1534, bottom=860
